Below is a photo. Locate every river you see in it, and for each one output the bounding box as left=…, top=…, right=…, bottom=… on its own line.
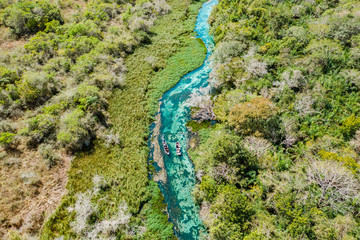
left=149, top=0, right=218, bottom=239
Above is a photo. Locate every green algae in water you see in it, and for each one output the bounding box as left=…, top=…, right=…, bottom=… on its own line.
left=149, top=0, right=218, bottom=239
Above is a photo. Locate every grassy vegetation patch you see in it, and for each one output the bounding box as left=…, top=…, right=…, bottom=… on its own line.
left=41, top=0, right=206, bottom=238
left=186, top=120, right=212, bottom=132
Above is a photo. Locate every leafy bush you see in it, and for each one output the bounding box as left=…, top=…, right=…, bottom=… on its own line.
left=0, top=132, right=17, bottom=149
left=71, top=52, right=101, bottom=81
left=64, top=36, right=100, bottom=60
left=26, top=114, right=56, bottom=147
left=57, top=109, right=92, bottom=151
left=0, top=0, right=14, bottom=9
left=17, top=71, right=60, bottom=106
left=0, top=66, right=18, bottom=87
left=350, top=46, right=360, bottom=67
left=24, top=32, right=61, bottom=62
left=66, top=20, right=102, bottom=39
left=44, top=57, right=71, bottom=74
left=83, top=0, right=118, bottom=22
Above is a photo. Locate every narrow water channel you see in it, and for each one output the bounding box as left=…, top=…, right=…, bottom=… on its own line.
left=149, top=1, right=218, bottom=239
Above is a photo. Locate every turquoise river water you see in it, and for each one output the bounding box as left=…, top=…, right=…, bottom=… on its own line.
left=149, top=1, right=218, bottom=239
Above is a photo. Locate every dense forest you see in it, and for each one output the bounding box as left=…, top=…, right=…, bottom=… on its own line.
left=188, top=0, right=360, bottom=239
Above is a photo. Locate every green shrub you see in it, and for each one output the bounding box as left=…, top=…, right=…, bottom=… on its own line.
left=186, top=120, right=211, bottom=132
left=41, top=102, right=68, bottom=115
left=24, top=32, right=61, bottom=63
left=0, top=84, right=19, bottom=106
left=64, top=36, right=100, bottom=60
left=57, top=108, right=92, bottom=151
left=207, top=132, right=257, bottom=184
left=350, top=46, right=360, bottom=68
left=17, top=71, right=59, bottom=106
left=26, top=114, right=56, bottom=147
left=0, top=0, right=14, bottom=9
left=83, top=0, right=118, bottom=21
left=285, top=26, right=308, bottom=45
left=74, top=82, right=106, bottom=110
left=0, top=66, right=18, bottom=87
left=44, top=57, right=71, bottom=73
left=0, top=132, right=16, bottom=149
left=212, top=41, right=247, bottom=63
left=44, top=20, right=61, bottom=33
left=71, top=52, right=101, bottom=81
left=66, top=20, right=102, bottom=39
left=197, top=175, right=218, bottom=202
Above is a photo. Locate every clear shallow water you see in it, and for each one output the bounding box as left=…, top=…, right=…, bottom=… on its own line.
left=149, top=1, right=217, bottom=239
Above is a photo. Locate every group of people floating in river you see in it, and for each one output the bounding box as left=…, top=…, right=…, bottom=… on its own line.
left=162, top=137, right=182, bottom=156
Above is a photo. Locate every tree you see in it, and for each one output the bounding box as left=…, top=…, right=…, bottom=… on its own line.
left=243, top=136, right=274, bottom=168
left=245, top=58, right=268, bottom=78
left=212, top=41, right=246, bottom=64
left=196, top=175, right=218, bottom=203
left=329, top=16, right=360, bottom=46
left=280, top=68, right=306, bottom=91
left=307, top=160, right=360, bottom=214
left=210, top=185, right=253, bottom=240
left=213, top=89, right=248, bottom=122
left=186, top=87, right=215, bottom=121
left=305, top=39, right=344, bottom=71
left=294, top=93, right=316, bottom=116
left=210, top=133, right=254, bottom=170
left=229, top=97, right=278, bottom=136
left=210, top=162, right=238, bottom=184
left=341, top=115, right=360, bottom=140
left=281, top=116, right=299, bottom=147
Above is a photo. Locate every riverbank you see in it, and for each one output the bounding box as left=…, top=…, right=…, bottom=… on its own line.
left=40, top=0, right=207, bottom=238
